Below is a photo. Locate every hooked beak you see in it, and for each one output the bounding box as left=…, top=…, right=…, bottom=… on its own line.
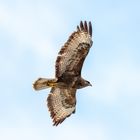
left=88, top=83, right=92, bottom=86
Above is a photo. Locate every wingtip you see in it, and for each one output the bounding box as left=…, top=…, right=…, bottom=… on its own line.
left=80, top=21, right=84, bottom=30
left=89, top=21, right=92, bottom=37
left=78, top=21, right=92, bottom=37
left=84, top=21, right=88, bottom=32
left=53, top=118, right=65, bottom=126
left=77, top=25, right=80, bottom=31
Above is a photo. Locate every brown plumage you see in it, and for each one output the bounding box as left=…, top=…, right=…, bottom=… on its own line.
left=33, top=21, right=93, bottom=126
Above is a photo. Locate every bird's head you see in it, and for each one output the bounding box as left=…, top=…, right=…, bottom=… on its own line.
left=77, top=79, right=92, bottom=89
left=84, top=80, right=92, bottom=87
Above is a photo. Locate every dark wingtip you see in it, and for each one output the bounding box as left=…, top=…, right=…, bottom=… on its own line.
left=53, top=118, right=65, bottom=126
left=84, top=21, right=88, bottom=32
left=77, top=25, right=80, bottom=31
left=80, top=21, right=84, bottom=30
left=77, top=21, right=92, bottom=37
left=89, top=21, right=92, bottom=37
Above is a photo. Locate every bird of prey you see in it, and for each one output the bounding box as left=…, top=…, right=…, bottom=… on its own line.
left=33, top=21, right=93, bottom=126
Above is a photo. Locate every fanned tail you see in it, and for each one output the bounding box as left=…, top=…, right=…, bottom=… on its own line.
left=33, top=78, right=57, bottom=91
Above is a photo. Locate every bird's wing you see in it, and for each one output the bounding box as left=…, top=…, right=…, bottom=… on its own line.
left=55, top=21, right=93, bottom=78
left=47, top=87, right=76, bottom=126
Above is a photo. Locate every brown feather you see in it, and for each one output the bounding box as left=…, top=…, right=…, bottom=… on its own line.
left=77, top=25, right=80, bottom=31
left=55, top=21, right=93, bottom=78
left=89, top=21, right=92, bottom=37
left=47, top=87, right=76, bottom=126
left=84, top=21, right=88, bottom=32
left=80, top=21, right=84, bottom=30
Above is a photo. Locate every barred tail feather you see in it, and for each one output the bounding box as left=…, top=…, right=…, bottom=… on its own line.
left=33, top=78, right=57, bottom=90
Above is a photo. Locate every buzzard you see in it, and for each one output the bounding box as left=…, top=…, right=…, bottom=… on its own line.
left=33, top=21, right=93, bottom=126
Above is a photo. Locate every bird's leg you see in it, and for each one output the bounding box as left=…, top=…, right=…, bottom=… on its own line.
left=47, top=80, right=58, bottom=87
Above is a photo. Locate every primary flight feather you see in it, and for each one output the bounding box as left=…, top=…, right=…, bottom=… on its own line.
left=33, top=21, right=93, bottom=126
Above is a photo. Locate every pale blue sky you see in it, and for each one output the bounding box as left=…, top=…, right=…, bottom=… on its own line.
left=0, top=0, right=140, bottom=140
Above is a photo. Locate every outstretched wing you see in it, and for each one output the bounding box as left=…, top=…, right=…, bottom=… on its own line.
left=55, top=21, right=93, bottom=78
left=47, top=87, right=76, bottom=126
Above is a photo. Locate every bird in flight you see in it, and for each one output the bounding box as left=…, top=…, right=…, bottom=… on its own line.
left=33, top=21, right=93, bottom=126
